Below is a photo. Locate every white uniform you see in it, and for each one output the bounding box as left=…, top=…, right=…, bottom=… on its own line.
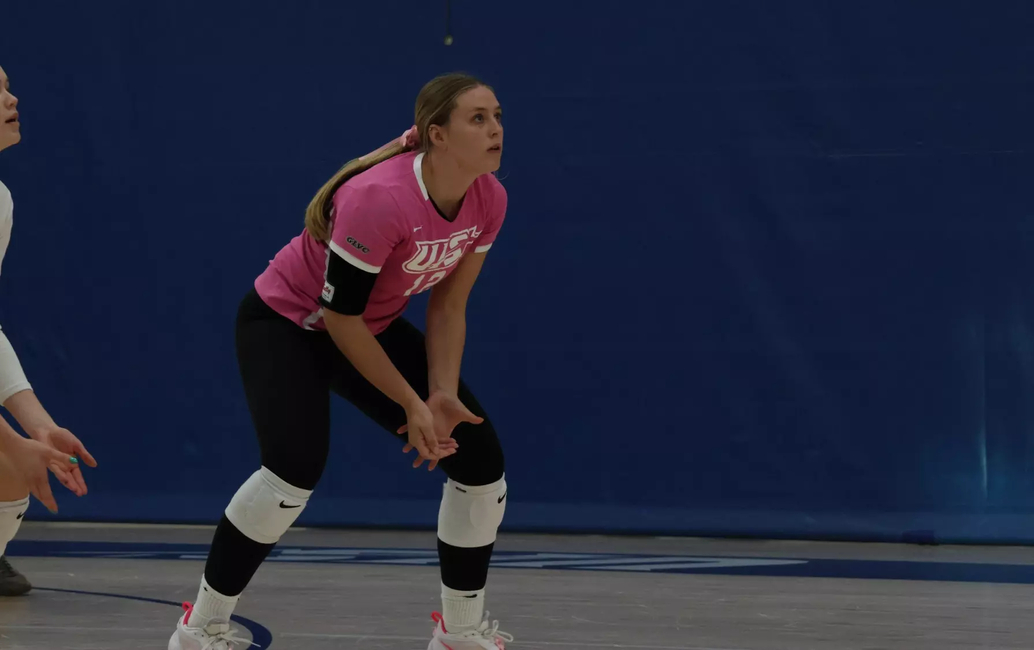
left=0, top=180, right=32, bottom=563
left=0, top=180, right=12, bottom=275
left=0, top=180, right=32, bottom=404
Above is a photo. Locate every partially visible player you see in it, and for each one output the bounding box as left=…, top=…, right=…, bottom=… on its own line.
left=0, top=64, right=98, bottom=596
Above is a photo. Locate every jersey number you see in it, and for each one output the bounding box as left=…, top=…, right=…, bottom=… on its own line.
left=404, top=270, right=447, bottom=296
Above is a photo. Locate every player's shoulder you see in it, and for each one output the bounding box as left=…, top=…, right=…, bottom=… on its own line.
left=340, top=153, right=419, bottom=206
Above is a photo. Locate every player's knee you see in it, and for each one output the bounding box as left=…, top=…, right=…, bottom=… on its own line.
left=0, top=496, right=28, bottom=557
left=437, top=475, right=507, bottom=548
left=259, top=445, right=326, bottom=492
left=224, top=466, right=312, bottom=545
left=478, top=442, right=505, bottom=485
left=445, top=424, right=505, bottom=487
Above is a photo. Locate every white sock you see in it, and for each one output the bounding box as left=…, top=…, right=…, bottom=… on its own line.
left=441, top=584, right=485, bottom=633
left=189, top=575, right=240, bottom=628
left=0, top=498, right=28, bottom=557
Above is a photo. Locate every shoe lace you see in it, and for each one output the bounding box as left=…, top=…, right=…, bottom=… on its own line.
left=475, top=611, right=514, bottom=645
left=430, top=611, right=514, bottom=647
left=199, top=621, right=258, bottom=650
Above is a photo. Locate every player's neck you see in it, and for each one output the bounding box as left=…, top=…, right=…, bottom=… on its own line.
left=422, top=150, right=476, bottom=219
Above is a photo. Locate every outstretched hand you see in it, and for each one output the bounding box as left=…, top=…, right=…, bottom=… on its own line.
left=398, top=392, right=482, bottom=471
left=10, top=436, right=81, bottom=513
left=35, top=425, right=97, bottom=497
left=397, top=398, right=457, bottom=471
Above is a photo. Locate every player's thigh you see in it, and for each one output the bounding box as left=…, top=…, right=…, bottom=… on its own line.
left=235, top=290, right=334, bottom=490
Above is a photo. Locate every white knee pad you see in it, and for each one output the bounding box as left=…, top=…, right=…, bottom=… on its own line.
left=0, top=498, right=28, bottom=558
left=225, top=467, right=312, bottom=545
left=437, top=476, right=507, bottom=548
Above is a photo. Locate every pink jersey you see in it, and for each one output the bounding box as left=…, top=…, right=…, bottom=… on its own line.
left=255, top=152, right=507, bottom=334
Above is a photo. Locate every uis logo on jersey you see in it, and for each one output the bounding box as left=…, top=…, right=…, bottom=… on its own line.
left=403, top=226, right=482, bottom=274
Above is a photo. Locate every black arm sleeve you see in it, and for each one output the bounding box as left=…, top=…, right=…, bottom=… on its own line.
left=319, top=250, right=379, bottom=315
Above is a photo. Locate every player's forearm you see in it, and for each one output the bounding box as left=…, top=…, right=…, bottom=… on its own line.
left=0, top=416, right=25, bottom=455
left=425, top=301, right=466, bottom=397
left=0, top=329, right=32, bottom=412
left=324, top=311, right=423, bottom=410
left=2, top=390, right=55, bottom=440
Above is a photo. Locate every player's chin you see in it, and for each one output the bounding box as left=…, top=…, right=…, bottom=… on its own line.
left=482, top=153, right=502, bottom=173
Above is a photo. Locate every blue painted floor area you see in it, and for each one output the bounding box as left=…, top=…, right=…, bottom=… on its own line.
left=9, top=538, right=1034, bottom=585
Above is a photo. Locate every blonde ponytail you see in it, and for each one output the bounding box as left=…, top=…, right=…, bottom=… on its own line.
left=305, top=72, right=489, bottom=242
left=304, top=141, right=408, bottom=242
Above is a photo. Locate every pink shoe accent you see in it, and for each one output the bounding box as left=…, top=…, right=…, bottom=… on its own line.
left=181, top=602, right=194, bottom=626
left=431, top=612, right=456, bottom=650
left=431, top=611, right=449, bottom=634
